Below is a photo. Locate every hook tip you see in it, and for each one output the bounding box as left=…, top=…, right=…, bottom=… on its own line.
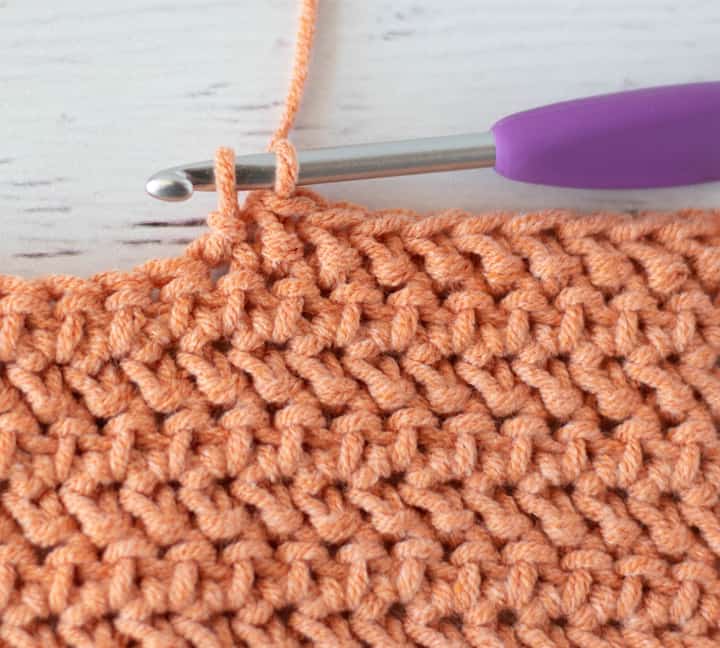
left=146, top=171, right=194, bottom=202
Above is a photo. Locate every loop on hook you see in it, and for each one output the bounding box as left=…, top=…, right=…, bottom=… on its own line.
left=270, top=138, right=299, bottom=198
left=215, top=147, right=239, bottom=216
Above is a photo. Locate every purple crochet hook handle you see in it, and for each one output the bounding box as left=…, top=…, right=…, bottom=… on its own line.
left=491, top=82, right=720, bottom=189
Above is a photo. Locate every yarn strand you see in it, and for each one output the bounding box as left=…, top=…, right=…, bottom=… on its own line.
left=217, top=0, right=318, bottom=204
left=270, top=0, right=319, bottom=147
left=269, top=0, right=318, bottom=197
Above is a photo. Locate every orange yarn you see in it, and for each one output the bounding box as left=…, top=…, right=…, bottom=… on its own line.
left=268, top=0, right=318, bottom=198
left=1, top=187, right=720, bottom=646
left=2, top=1, right=720, bottom=647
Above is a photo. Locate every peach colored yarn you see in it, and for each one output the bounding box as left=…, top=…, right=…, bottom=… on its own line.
left=2, top=3, right=720, bottom=648
left=2, top=182, right=720, bottom=648
left=268, top=0, right=318, bottom=198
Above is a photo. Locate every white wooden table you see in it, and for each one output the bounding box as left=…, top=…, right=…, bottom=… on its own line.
left=3, top=0, right=720, bottom=277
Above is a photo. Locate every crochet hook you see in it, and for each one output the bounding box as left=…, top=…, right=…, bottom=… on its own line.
left=146, top=81, right=720, bottom=202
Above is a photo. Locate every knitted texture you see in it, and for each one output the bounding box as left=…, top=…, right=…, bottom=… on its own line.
left=1, top=161, right=720, bottom=646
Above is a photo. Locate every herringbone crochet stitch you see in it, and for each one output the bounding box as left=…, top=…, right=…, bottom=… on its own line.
left=1, top=152, right=720, bottom=646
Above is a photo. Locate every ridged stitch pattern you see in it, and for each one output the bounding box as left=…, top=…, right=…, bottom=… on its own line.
left=0, top=170, right=720, bottom=645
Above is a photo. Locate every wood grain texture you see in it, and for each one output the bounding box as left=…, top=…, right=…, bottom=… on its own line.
left=2, top=0, right=720, bottom=277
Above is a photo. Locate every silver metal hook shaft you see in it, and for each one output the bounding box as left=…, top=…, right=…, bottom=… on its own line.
left=146, top=133, right=496, bottom=202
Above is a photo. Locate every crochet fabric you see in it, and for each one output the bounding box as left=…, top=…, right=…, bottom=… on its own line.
left=1, top=160, right=720, bottom=646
